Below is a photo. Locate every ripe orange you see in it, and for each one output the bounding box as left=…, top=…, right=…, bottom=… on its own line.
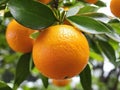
left=33, top=25, right=89, bottom=79
left=110, top=0, right=120, bottom=17
left=52, top=79, right=71, bottom=87
left=38, top=0, right=51, bottom=4
left=85, top=0, right=98, bottom=4
left=6, top=20, right=35, bottom=53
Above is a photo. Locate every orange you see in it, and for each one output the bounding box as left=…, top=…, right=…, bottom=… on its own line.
left=110, top=0, right=120, bottom=17
left=6, top=19, right=35, bottom=53
left=52, top=79, right=71, bottom=87
left=38, top=0, right=51, bottom=4
left=85, top=0, right=98, bottom=4
left=33, top=25, right=89, bottom=79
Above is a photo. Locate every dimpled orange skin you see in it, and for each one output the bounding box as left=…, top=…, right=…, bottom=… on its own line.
left=52, top=79, right=71, bottom=87
left=38, top=0, right=51, bottom=4
left=33, top=25, right=89, bottom=79
left=6, top=20, right=35, bottom=53
left=110, top=0, right=120, bottom=17
left=85, top=0, right=98, bottom=4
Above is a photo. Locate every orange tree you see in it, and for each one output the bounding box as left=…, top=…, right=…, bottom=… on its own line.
left=0, top=0, right=120, bottom=90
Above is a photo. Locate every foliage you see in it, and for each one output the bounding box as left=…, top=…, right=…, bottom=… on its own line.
left=0, top=0, right=120, bottom=90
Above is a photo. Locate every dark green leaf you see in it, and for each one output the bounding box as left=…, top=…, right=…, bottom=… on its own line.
left=4, top=11, right=12, bottom=17
left=100, top=22, right=120, bottom=42
left=67, top=16, right=110, bottom=34
left=8, top=0, right=57, bottom=30
left=0, top=81, right=12, bottom=90
left=13, top=53, right=31, bottom=90
left=95, top=0, right=106, bottom=7
left=80, top=64, right=92, bottom=90
left=98, top=40, right=116, bottom=64
left=87, top=35, right=101, bottom=54
left=87, top=35, right=103, bottom=61
left=78, top=6, right=98, bottom=14
left=0, top=5, right=6, bottom=10
left=0, top=0, right=9, bottom=5
left=108, top=19, right=120, bottom=23
left=40, top=74, right=49, bottom=88
left=0, top=16, right=3, bottom=24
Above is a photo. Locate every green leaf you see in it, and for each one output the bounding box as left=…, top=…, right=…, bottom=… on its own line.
left=108, top=19, right=120, bottom=23
left=78, top=6, right=99, bottom=14
left=13, top=53, right=31, bottom=90
left=63, top=0, right=76, bottom=6
left=100, top=22, right=120, bottom=42
left=0, top=81, right=12, bottom=90
left=0, top=16, right=2, bottom=23
left=8, top=0, right=56, bottom=30
left=4, top=11, right=12, bottom=17
left=0, top=5, right=6, bottom=10
left=29, top=57, right=35, bottom=71
left=98, top=40, right=116, bottom=64
left=67, top=16, right=110, bottom=34
left=0, top=0, right=9, bottom=5
left=66, top=5, right=81, bottom=17
left=109, top=23, right=120, bottom=34
left=106, top=32, right=120, bottom=43
left=80, top=64, right=92, bottom=90
left=40, top=74, right=49, bottom=88
left=30, top=31, right=40, bottom=40
left=87, top=36, right=103, bottom=61
left=109, top=39, right=119, bottom=50
left=87, top=36, right=101, bottom=54
left=90, top=51, right=103, bottom=61
left=81, top=13, right=110, bottom=23
left=95, top=0, right=106, bottom=7
left=1, top=17, right=12, bottom=27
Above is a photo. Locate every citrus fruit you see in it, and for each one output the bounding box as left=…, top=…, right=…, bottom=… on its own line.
left=110, top=0, right=120, bottom=17
left=52, top=79, right=71, bottom=87
left=6, top=19, right=35, bottom=53
left=33, top=25, right=89, bottom=79
left=38, top=0, right=51, bottom=4
left=85, top=0, right=97, bottom=4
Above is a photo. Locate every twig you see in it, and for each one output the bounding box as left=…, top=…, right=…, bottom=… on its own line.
left=52, top=0, right=59, bottom=9
left=111, top=67, right=120, bottom=90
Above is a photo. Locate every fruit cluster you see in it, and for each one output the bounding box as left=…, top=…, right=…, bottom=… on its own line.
left=6, top=19, right=89, bottom=81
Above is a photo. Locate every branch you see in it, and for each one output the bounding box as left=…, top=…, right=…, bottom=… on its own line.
left=111, top=67, right=120, bottom=90
left=104, top=68, right=116, bottom=83
left=51, top=0, right=59, bottom=9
